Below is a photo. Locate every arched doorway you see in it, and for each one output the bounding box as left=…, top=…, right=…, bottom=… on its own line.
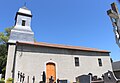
left=46, top=62, right=56, bottom=82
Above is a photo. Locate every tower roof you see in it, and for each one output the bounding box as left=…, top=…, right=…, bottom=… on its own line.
left=18, top=6, right=32, bottom=15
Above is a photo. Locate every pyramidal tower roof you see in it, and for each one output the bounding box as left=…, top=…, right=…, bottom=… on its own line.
left=18, top=6, right=32, bottom=15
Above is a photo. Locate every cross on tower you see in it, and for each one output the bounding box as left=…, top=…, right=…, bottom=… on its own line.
left=24, top=2, right=26, bottom=7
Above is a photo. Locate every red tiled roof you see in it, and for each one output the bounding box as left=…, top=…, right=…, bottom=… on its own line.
left=16, top=41, right=110, bottom=53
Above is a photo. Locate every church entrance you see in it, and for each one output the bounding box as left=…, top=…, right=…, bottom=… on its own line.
left=46, top=62, right=56, bottom=83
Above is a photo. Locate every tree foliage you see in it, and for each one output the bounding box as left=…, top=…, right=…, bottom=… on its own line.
left=0, top=27, right=13, bottom=78
left=0, top=28, right=12, bottom=44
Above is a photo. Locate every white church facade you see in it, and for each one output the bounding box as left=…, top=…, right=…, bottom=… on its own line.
left=5, top=6, right=112, bottom=83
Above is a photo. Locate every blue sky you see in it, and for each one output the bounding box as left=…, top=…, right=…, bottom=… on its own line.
left=0, top=0, right=120, bottom=61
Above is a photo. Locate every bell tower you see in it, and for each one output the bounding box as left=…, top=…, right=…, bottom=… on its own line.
left=8, top=6, right=34, bottom=43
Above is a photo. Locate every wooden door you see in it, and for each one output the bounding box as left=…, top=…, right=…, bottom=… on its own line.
left=46, top=62, right=56, bottom=82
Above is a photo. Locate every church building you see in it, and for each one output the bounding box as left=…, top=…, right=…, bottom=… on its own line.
left=5, top=6, right=112, bottom=83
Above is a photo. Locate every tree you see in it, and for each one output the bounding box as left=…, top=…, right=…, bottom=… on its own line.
left=0, top=27, right=13, bottom=78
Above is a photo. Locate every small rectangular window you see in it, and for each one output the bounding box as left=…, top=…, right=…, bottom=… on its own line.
left=98, top=58, right=102, bottom=66
left=22, top=20, right=26, bottom=26
left=75, top=57, right=79, bottom=67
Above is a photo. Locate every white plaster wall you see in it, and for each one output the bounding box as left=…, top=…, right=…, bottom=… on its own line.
left=8, top=14, right=34, bottom=43
left=5, top=44, right=16, bottom=80
left=12, top=45, right=112, bottom=83
left=16, top=15, right=32, bottom=28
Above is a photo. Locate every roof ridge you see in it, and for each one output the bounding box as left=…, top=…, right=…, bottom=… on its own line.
left=37, top=42, right=101, bottom=50
left=39, top=42, right=79, bottom=48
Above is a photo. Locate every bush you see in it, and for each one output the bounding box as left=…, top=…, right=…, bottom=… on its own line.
left=7, top=78, right=13, bottom=81
left=0, top=80, right=5, bottom=83
left=1, top=78, right=4, bottom=81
